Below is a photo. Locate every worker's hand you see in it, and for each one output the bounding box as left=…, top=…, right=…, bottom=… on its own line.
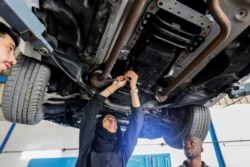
left=124, top=70, right=138, bottom=89
left=112, top=75, right=128, bottom=89
left=107, top=70, right=138, bottom=95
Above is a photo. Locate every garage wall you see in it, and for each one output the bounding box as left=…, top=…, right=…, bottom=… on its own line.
left=0, top=120, right=219, bottom=167
left=209, top=105, right=250, bottom=167
left=1, top=106, right=250, bottom=166
left=0, top=121, right=79, bottom=167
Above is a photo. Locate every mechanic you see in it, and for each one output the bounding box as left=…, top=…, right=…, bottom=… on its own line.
left=179, top=134, right=210, bottom=167
left=0, top=22, right=19, bottom=74
left=75, top=70, right=144, bottom=167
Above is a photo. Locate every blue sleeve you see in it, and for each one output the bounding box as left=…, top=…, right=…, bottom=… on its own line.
left=122, top=106, right=144, bottom=162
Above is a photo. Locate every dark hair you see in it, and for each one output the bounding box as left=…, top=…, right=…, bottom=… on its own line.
left=0, top=22, right=20, bottom=47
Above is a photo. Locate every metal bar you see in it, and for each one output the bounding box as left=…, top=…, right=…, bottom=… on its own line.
left=209, top=121, right=226, bottom=167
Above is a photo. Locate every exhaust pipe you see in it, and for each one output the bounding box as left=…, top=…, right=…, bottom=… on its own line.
left=91, top=0, right=148, bottom=88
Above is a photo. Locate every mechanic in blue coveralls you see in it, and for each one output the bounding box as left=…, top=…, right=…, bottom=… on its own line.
left=76, top=70, right=144, bottom=167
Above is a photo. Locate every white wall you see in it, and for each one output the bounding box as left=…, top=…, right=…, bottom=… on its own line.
left=210, top=105, right=250, bottom=167
left=0, top=121, right=79, bottom=167
left=1, top=120, right=217, bottom=167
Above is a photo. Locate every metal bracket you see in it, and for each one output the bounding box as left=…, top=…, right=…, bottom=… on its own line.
left=157, top=0, right=211, bottom=30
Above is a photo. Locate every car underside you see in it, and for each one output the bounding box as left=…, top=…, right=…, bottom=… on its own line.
left=0, top=0, right=250, bottom=149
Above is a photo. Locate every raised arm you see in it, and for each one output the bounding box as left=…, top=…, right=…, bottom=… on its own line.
left=126, top=70, right=141, bottom=108
left=122, top=71, right=144, bottom=161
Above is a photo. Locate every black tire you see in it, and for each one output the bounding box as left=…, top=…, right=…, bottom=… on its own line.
left=163, top=105, right=211, bottom=149
left=2, top=55, right=51, bottom=125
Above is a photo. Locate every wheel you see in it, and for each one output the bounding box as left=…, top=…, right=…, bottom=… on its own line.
left=2, top=55, right=51, bottom=125
left=163, top=105, right=211, bottom=149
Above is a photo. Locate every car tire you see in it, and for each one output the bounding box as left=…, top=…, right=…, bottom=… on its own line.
left=163, top=105, right=211, bottom=149
left=2, top=55, right=51, bottom=125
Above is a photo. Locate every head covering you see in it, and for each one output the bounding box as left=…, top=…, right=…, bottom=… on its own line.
left=92, top=113, right=123, bottom=152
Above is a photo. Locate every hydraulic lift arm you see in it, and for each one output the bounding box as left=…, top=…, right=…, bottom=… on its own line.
left=229, top=83, right=250, bottom=99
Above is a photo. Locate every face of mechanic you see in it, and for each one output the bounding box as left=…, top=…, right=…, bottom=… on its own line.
left=0, top=34, right=16, bottom=74
left=102, top=114, right=118, bottom=133
left=183, top=135, right=203, bottom=160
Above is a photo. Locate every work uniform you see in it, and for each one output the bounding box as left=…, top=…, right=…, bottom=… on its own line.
left=75, top=93, right=144, bottom=167
left=178, top=160, right=210, bottom=167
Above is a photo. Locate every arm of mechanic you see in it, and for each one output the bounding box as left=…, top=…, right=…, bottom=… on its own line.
left=121, top=71, right=144, bottom=162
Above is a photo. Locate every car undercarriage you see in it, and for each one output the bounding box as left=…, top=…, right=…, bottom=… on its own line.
left=0, top=0, right=249, bottom=149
